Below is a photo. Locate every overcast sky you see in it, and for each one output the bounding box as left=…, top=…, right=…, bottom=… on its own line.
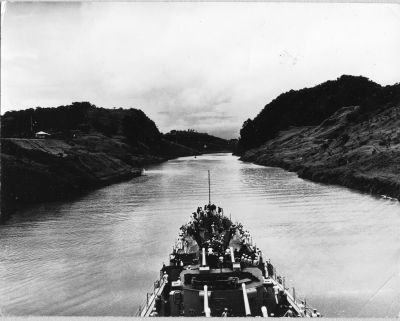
left=2, top=2, right=400, bottom=138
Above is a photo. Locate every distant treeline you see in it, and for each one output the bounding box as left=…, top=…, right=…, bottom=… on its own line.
left=237, top=75, right=400, bottom=154
left=164, top=129, right=234, bottom=152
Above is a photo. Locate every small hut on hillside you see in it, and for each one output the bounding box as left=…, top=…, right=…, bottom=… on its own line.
left=35, top=131, right=51, bottom=139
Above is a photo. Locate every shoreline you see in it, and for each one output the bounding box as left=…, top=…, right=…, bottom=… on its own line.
left=0, top=138, right=232, bottom=222
left=239, top=105, right=400, bottom=202
left=0, top=138, right=189, bottom=222
left=241, top=156, right=399, bottom=202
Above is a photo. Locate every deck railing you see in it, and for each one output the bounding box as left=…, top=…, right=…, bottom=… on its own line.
left=273, top=277, right=319, bottom=317
left=135, top=274, right=165, bottom=317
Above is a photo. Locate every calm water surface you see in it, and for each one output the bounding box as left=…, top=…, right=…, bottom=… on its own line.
left=0, top=153, right=399, bottom=317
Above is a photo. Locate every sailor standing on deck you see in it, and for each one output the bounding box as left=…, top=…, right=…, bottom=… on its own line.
left=184, top=239, right=189, bottom=253
left=163, top=271, right=171, bottom=302
left=311, top=309, right=318, bottom=317
left=298, top=300, right=305, bottom=313
left=163, top=271, right=169, bottom=283
left=149, top=308, right=158, bottom=317
left=177, top=234, right=184, bottom=250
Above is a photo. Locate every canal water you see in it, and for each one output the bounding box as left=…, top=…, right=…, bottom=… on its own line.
left=0, top=153, right=399, bottom=317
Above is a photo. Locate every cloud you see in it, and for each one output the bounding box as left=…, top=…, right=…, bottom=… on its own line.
left=2, top=2, right=400, bottom=139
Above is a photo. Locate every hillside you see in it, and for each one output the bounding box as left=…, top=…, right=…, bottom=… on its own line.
left=239, top=76, right=400, bottom=200
left=237, top=75, right=400, bottom=154
left=1, top=102, right=230, bottom=218
left=1, top=137, right=142, bottom=214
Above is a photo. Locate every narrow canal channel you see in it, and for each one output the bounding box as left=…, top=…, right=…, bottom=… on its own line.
left=0, top=153, right=399, bottom=317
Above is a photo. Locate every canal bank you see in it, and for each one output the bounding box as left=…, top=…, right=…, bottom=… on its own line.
left=1, top=133, right=232, bottom=220
left=240, top=106, right=400, bottom=201
left=0, top=136, right=189, bottom=220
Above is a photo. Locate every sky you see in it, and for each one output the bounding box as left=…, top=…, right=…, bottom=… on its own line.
left=1, top=2, right=400, bottom=139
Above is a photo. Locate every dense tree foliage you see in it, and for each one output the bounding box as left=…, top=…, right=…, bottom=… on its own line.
left=1, top=102, right=162, bottom=148
left=1, top=102, right=94, bottom=138
left=121, top=110, right=161, bottom=147
left=237, top=75, right=400, bottom=154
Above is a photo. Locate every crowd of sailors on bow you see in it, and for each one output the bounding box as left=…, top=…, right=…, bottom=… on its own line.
left=228, top=222, right=266, bottom=271
left=179, top=204, right=229, bottom=246
left=174, top=204, right=269, bottom=271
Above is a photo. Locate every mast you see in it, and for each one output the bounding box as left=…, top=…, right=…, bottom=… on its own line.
left=208, top=170, right=211, bottom=204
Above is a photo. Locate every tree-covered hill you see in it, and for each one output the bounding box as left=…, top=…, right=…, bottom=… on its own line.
left=237, top=75, right=400, bottom=154
left=1, top=102, right=162, bottom=153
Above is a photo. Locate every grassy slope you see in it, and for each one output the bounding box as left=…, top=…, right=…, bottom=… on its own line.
left=0, top=132, right=198, bottom=217
left=241, top=105, right=400, bottom=199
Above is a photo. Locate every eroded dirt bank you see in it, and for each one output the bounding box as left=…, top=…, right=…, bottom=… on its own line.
left=0, top=134, right=197, bottom=219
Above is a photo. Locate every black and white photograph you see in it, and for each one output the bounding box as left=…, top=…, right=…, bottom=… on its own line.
left=1, top=1, right=399, bottom=318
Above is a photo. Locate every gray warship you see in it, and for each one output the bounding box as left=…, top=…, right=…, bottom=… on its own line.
left=136, top=173, right=320, bottom=317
